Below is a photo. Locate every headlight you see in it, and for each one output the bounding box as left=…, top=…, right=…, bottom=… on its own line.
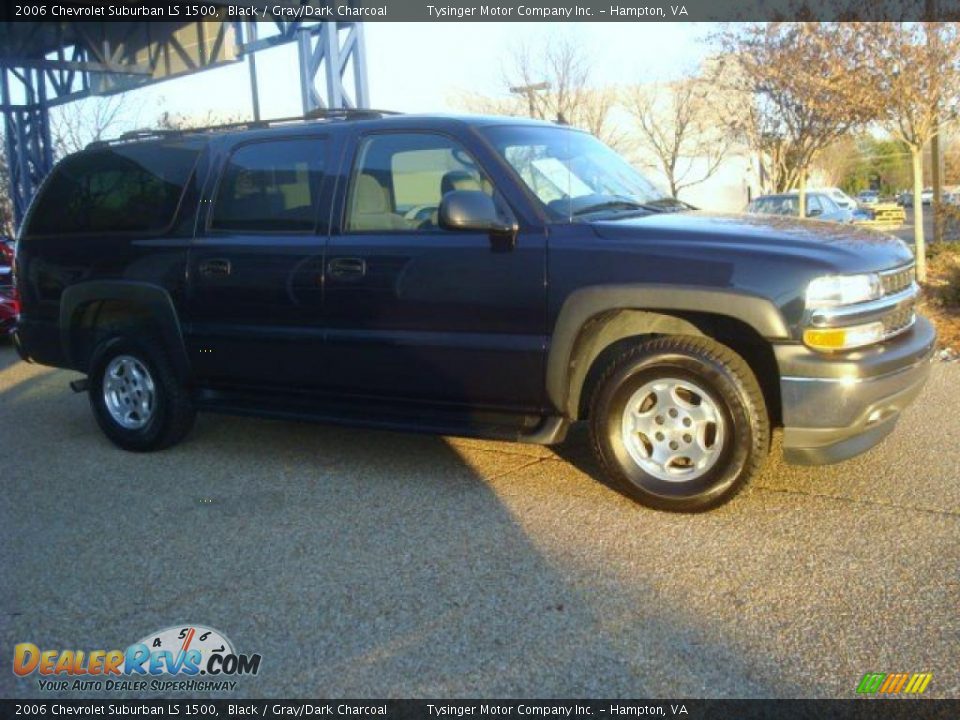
left=805, top=273, right=882, bottom=308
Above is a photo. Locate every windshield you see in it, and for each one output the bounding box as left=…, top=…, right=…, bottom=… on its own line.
left=480, top=125, right=672, bottom=221
left=828, top=190, right=850, bottom=204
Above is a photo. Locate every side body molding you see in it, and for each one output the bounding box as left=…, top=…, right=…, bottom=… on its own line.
left=59, top=281, right=192, bottom=380
left=546, top=284, right=791, bottom=418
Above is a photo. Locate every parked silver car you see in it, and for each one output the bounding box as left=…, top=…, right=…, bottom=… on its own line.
left=746, top=192, right=854, bottom=223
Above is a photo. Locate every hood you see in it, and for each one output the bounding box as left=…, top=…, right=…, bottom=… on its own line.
left=590, top=211, right=914, bottom=274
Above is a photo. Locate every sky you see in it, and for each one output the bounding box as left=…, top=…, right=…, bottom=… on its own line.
left=55, top=22, right=715, bottom=132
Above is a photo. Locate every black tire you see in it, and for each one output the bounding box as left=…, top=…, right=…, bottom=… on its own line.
left=87, top=334, right=195, bottom=452
left=588, top=335, right=769, bottom=512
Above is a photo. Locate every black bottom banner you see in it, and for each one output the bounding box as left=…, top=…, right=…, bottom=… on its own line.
left=1, top=700, right=959, bottom=720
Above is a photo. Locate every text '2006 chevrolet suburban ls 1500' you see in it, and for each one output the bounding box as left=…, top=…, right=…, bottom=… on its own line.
left=13, top=112, right=935, bottom=512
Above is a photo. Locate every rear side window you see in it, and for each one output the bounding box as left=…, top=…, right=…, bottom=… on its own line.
left=211, top=138, right=326, bottom=233
left=27, top=143, right=199, bottom=236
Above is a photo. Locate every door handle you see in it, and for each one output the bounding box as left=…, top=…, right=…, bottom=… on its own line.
left=198, top=258, right=231, bottom=277
left=328, top=257, right=366, bottom=279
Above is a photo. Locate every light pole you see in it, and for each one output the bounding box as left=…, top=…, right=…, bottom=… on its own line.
left=509, top=81, right=550, bottom=119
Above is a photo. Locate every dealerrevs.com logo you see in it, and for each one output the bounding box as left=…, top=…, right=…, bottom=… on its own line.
left=856, top=672, right=933, bottom=695
left=13, top=625, right=261, bottom=692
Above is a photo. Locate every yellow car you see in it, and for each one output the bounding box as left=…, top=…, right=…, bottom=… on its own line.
left=854, top=201, right=905, bottom=229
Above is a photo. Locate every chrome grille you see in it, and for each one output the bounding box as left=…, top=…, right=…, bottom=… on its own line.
left=882, top=307, right=916, bottom=338
left=880, top=264, right=915, bottom=296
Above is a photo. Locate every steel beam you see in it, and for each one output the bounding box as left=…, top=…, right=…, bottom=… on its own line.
left=1, top=64, right=55, bottom=226
left=296, top=22, right=369, bottom=113
left=3, top=58, right=154, bottom=76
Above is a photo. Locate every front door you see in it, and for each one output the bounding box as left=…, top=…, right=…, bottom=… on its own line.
left=186, top=135, right=332, bottom=389
left=322, top=131, right=547, bottom=411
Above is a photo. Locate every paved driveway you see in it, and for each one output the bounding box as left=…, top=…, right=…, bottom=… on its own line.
left=892, top=206, right=938, bottom=244
left=1, top=343, right=957, bottom=699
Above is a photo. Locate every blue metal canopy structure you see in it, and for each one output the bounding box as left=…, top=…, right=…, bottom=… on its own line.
left=0, top=11, right=369, bottom=226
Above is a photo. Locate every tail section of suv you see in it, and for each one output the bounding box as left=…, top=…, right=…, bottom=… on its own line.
left=13, top=113, right=935, bottom=512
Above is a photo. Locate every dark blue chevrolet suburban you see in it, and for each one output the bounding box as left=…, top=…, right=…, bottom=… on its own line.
left=12, top=112, right=936, bottom=511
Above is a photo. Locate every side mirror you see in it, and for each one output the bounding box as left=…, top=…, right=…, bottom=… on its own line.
left=439, top=190, right=517, bottom=248
left=807, top=208, right=822, bottom=217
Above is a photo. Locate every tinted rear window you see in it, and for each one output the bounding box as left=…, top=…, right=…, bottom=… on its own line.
left=27, top=143, right=199, bottom=236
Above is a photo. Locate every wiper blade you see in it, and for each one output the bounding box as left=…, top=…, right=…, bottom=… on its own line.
left=642, top=197, right=693, bottom=211
left=571, top=199, right=658, bottom=216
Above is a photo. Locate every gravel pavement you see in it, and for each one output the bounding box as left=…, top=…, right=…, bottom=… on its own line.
left=1, top=343, right=957, bottom=699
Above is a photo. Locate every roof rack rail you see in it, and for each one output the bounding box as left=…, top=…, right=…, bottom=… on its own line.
left=85, top=108, right=404, bottom=149
left=121, top=128, right=184, bottom=140
left=303, top=107, right=402, bottom=120
left=85, top=128, right=181, bottom=149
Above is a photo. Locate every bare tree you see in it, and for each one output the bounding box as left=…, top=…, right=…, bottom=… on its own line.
left=457, top=37, right=627, bottom=151
left=857, top=22, right=960, bottom=281
left=155, top=107, right=244, bottom=131
left=713, top=23, right=875, bottom=216
left=624, top=77, right=731, bottom=198
left=50, top=94, right=132, bottom=157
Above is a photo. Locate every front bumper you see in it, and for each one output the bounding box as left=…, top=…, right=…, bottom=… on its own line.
left=775, top=315, right=936, bottom=465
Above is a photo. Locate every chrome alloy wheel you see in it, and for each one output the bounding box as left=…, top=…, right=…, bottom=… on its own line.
left=620, top=377, right=726, bottom=482
left=102, top=355, right=156, bottom=430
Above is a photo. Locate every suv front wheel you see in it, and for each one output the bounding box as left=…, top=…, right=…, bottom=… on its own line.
left=589, top=335, right=769, bottom=512
left=88, top=334, right=195, bottom=452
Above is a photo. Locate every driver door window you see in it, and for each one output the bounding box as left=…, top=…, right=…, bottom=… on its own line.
left=345, top=133, right=491, bottom=233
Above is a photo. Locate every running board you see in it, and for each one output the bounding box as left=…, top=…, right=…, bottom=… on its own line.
left=196, top=387, right=558, bottom=444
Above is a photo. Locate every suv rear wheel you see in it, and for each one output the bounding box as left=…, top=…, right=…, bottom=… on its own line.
left=588, top=335, right=769, bottom=512
left=88, top=334, right=195, bottom=452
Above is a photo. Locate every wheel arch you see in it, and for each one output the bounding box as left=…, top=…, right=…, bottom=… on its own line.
left=59, top=281, right=191, bottom=381
left=548, top=285, right=789, bottom=421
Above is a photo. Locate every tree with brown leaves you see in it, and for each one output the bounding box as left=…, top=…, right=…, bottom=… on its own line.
left=856, top=22, right=960, bottom=281
left=713, top=23, right=875, bottom=217
left=0, top=144, right=14, bottom=237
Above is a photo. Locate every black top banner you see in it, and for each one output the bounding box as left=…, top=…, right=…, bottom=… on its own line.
left=0, top=700, right=959, bottom=720
left=1, top=0, right=959, bottom=22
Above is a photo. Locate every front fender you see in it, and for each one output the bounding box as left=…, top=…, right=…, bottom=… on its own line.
left=547, top=284, right=790, bottom=418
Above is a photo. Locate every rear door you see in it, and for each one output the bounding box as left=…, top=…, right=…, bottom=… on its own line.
left=320, top=130, right=547, bottom=411
left=186, top=134, right=334, bottom=388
